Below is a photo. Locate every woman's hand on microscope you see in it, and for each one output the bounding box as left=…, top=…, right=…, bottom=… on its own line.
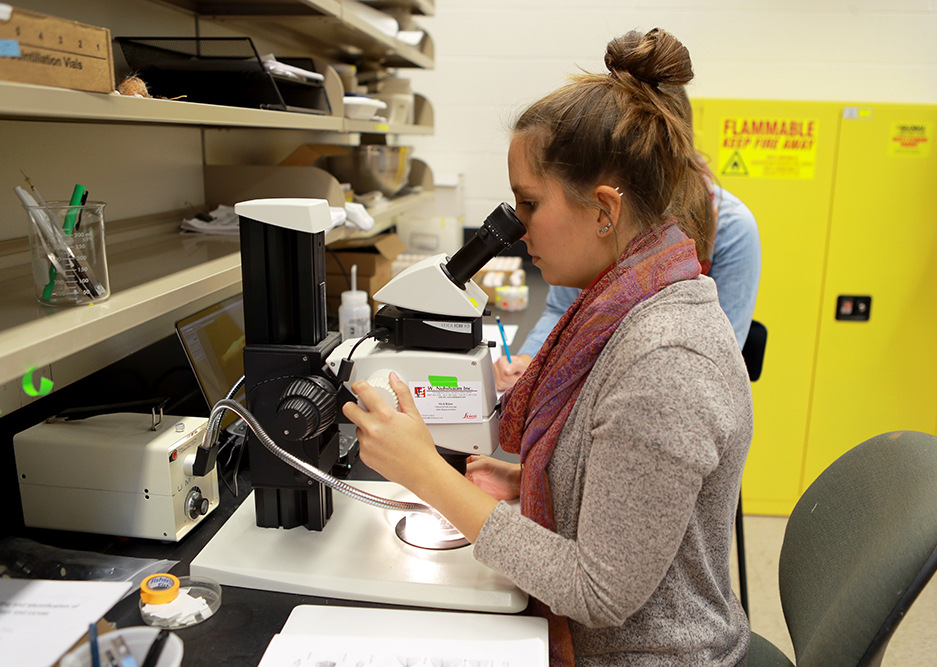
left=342, top=371, right=500, bottom=543
left=465, top=456, right=521, bottom=500
left=343, top=371, right=441, bottom=490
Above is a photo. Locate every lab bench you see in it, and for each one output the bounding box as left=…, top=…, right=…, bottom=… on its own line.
left=1, top=268, right=547, bottom=666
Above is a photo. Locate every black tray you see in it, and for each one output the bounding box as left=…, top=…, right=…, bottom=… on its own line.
left=115, top=36, right=331, bottom=115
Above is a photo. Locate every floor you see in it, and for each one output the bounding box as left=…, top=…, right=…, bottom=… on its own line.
left=734, top=514, right=937, bottom=665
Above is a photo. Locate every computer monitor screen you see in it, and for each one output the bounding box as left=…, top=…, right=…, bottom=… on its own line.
left=175, top=294, right=246, bottom=412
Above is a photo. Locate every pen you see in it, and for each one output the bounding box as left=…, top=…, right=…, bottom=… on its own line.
left=496, top=316, right=512, bottom=364
left=63, top=184, right=87, bottom=234
left=141, top=629, right=170, bottom=667
left=74, top=189, right=90, bottom=232
left=89, top=622, right=101, bottom=667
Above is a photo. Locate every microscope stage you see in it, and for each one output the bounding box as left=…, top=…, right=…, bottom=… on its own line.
left=190, top=481, right=527, bottom=613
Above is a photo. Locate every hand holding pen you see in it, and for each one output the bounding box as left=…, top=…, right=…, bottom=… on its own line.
left=493, top=354, right=533, bottom=392
left=492, top=316, right=533, bottom=391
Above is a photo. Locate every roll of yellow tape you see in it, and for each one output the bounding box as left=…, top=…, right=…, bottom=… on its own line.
left=140, top=573, right=180, bottom=605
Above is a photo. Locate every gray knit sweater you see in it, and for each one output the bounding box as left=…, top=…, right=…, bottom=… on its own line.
left=474, top=276, right=752, bottom=666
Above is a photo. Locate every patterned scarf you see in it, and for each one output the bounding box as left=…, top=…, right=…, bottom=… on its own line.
left=499, top=222, right=700, bottom=666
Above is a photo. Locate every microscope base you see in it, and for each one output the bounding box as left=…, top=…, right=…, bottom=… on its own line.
left=191, top=481, right=527, bottom=613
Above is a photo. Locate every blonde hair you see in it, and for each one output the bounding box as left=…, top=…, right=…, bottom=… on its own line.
left=512, top=28, right=714, bottom=261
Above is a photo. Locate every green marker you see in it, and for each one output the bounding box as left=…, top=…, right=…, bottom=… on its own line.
left=41, top=183, right=86, bottom=300
left=63, top=184, right=86, bottom=233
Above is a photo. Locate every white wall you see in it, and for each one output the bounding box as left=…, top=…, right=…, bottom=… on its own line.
left=405, top=0, right=937, bottom=226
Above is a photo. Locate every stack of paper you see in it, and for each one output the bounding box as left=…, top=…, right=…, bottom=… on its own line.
left=0, top=579, right=132, bottom=667
left=258, top=605, right=548, bottom=667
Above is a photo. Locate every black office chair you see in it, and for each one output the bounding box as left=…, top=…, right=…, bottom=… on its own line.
left=742, top=320, right=768, bottom=382
left=736, top=319, right=768, bottom=615
left=748, top=430, right=937, bottom=667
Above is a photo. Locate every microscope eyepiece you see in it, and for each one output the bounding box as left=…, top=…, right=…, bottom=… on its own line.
left=443, top=203, right=526, bottom=287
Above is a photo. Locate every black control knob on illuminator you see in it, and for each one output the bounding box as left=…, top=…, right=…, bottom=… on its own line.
left=185, top=486, right=210, bottom=519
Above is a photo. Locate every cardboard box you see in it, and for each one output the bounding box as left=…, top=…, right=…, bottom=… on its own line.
left=0, top=6, right=115, bottom=94
left=326, top=233, right=405, bottom=318
left=280, top=143, right=351, bottom=167
left=325, top=232, right=405, bottom=276
left=326, top=267, right=391, bottom=300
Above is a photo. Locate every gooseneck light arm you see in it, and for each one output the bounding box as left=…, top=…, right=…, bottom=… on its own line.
left=207, top=398, right=432, bottom=514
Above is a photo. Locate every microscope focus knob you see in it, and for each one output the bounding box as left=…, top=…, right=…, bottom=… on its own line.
left=362, top=371, right=399, bottom=412
left=275, top=376, right=337, bottom=441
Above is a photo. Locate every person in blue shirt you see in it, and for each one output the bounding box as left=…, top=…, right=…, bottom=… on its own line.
left=494, top=134, right=761, bottom=391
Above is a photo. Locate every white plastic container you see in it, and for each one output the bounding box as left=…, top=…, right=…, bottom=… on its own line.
left=60, top=626, right=183, bottom=667
left=343, top=95, right=387, bottom=120
left=374, top=92, right=414, bottom=124
left=339, top=264, right=371, bottom=339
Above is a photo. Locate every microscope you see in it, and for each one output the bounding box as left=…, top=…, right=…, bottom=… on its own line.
left=209, top=198, right=525, bottom=533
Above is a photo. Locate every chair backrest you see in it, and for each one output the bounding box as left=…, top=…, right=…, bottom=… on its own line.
left=741, top=320, right=767, bottom=381
left=778, top=430, right=937, bottom=667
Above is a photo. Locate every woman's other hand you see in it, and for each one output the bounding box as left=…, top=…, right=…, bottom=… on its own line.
left=465, top=455, right=521, bottom=500
left=493, top=354, right=533, bottom=391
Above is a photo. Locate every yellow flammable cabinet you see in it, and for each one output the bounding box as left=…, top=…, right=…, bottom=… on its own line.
left=805, top=104, right=937, bottom=484
left=692, top=99, right=937, bottom=515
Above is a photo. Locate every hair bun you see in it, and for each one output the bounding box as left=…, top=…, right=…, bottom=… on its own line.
left=605, top=28, right=694, bottom=87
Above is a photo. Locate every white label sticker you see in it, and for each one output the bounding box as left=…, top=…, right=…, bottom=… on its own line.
left=426, top=321, right=472, bottom=333
left=410, top=382, right=484, bottom=423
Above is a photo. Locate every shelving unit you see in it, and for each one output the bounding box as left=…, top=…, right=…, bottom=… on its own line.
left=0, top=81, right=345, bottom=130
left=155, top=0, right=434, bottom=68
left=0, top=81, right=433, bottom=134
left=361, top=0, right=434, bottom=16
left=0, top=0, right=437, bottom=415
left=0, top=192, right=427, bottom=390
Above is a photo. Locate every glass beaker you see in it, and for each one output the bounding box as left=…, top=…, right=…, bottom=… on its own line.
left=24, top=200, right=110, bottom=306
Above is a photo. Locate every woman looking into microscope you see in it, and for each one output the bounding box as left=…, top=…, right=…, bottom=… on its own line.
left=343, top=28, right=752, bottom=667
